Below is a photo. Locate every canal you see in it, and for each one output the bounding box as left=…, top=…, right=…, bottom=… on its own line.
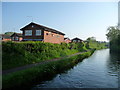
left=32, top=49, right=119, bottom=89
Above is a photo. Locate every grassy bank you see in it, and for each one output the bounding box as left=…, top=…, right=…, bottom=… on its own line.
left=2, top=50, right=94, bottom=90
left=86, top=41, right=107, bottom=50
left=2, top=41, right=87, bottom=70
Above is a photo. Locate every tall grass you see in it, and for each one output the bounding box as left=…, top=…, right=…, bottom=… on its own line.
left=2, top=41, right=87, bottom=70
left=2, top=50, right=94, bottom=89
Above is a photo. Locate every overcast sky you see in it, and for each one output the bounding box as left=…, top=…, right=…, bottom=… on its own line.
left=2, top=2, right=118, bottom=41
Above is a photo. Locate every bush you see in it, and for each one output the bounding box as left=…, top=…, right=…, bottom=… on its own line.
left=3, top=50, right=94, bottom=89
left=3, top=41, right=87, bottom=70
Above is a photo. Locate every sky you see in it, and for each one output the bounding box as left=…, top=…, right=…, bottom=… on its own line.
left=2, top=2, right=118, bottom=41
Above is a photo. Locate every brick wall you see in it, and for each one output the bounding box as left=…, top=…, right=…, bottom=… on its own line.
left=44, top=31, right=64, bottom=44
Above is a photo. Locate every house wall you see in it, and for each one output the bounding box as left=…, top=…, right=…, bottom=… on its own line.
left=22, top=24, right=44, bottom=40
left=44, top=31, right=64, bottom=44
left=72, top=39, right=83, bottom=43
left=64, top=39, right=71, bottom=43
left=19, top=37, right=23, bottom=41
left=2, top=38, right=11, bottom=41
left=11, top=34, right=23, bottom=41
left=21, top=23, right=64, bottom=43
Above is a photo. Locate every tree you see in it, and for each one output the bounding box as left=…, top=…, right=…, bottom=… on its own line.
left=106, top=26, right=120, bottom=41
left=106, top=26, right=120, bottom=52
left=86, top=37, right=96, bottom=42
left=4, top=32, right=14, bottom=35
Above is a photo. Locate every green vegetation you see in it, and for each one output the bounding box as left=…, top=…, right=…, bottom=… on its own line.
left=86, top=37, right=107, bottom=50
left=4, top=32, right=14, bottom=36
left=2, top=41, right=87, bottom=70
left=106, top=26, right=120, bottom=52
left=2, top=39, right=107, bottom=89
left=3, top=50, right=94, bottom=89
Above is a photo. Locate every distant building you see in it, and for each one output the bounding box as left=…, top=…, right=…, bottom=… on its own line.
left=64, top=37, right=71, bottom=43
left=71, top=37, right=83, bottom=43
left=11, top=33, right=23, bottom=41
left=20, top=22, right=65, bottom=44
left=0, top=34, right=11, bottom=41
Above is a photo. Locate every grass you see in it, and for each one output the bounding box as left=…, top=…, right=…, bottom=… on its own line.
left=2, top=50, right=94, bottom=90
left=3, top=41, right=84, bottom=70
left=88, top=41, right=107, bottom=50
left=2, top=41, right=107, bottom=70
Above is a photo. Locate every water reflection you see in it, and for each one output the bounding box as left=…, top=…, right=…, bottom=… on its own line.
left=32, top=49, right=119, bottom=89
left=107, top=51, right=119, bottom=76
left=109, top=51, right=120, bottom=88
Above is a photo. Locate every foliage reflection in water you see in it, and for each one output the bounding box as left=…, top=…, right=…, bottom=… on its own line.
left=32, top=49, right=119, bottom=89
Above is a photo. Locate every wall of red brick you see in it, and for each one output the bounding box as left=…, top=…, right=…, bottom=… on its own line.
left=19, top=37, right=23, bottom=41
left=64, top=39, right=71, bottom=43
left=44, top=31, right=64, bottom=44
left=2, top=39, right=11, bottom=41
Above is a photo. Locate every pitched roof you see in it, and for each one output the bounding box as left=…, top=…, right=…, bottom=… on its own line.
left=72, top=37, right=83, bottom=41
left=10, top=33, right=22, bottom=37
left=64, top=37, right=71, bottom=40
left=20, top=22, right=65, bottom=35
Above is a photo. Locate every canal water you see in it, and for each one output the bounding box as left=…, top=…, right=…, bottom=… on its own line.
left=32, top=49, right=119, bottom=88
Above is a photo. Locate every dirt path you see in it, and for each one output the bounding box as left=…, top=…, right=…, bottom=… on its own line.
left=3, top=52, right=84, bottom=75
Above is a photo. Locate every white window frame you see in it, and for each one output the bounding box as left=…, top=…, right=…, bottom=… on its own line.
left=36, top=30, right=41, bottom=36
left=25, top=30, right=32, bottom=36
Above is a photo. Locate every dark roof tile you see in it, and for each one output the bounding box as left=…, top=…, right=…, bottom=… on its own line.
left=20, top=22, right=65, bottom=35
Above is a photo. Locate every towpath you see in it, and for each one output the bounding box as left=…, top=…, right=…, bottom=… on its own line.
left=3, top=52, right=86, bottom=75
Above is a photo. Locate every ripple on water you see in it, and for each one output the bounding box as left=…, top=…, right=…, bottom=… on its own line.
left=32, top=49, right=119, bottom=88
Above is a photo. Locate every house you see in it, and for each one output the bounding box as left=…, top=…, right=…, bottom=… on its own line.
left=0, top=34, right=11, bottom=41
left=11, top=33, right=23, bottom=41
left=71, top=37, right=83, bottom=43
left=20, top=22, right=65, bottom=44
left=64, top=37, right=71, bottom=43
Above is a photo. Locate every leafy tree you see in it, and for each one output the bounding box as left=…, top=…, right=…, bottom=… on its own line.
left=4, top=32, right=14, bottom=35
left=106, top=26, right=120, bottom=41
left=86, top=37, right=96, bottom=42
left=106, top=26, right=120, bottom=52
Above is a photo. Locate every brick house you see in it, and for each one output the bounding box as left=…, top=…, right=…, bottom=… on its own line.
left=11, top=33, right=23, bottom=41
left=20, top=22, right=65, bottom=44
left=0, top=34, right=11, bottom=41
left=64, top=37, right=71, bottom=43
left=71, top=37, right=83, bottom=43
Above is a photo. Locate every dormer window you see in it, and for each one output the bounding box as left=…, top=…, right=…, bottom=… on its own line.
left=36, top=30, right=41, bottom=36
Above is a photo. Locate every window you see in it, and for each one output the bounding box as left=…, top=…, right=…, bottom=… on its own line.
left=78, top=40, right=80, bottom=42
left=52, top=34, right=54, bottom=36
left=15, top=37, right=18, bottom=40
left=73, top=40, right=76, bottom=42
left=56, top=35, right=60, bottom=38
left=25, top=30, right=32, bottom=36
left=48, top=32, right=51, bottom=35
left=36, top=30, right=41, bottom=36
left=12, top=37, right=14, bottom=40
